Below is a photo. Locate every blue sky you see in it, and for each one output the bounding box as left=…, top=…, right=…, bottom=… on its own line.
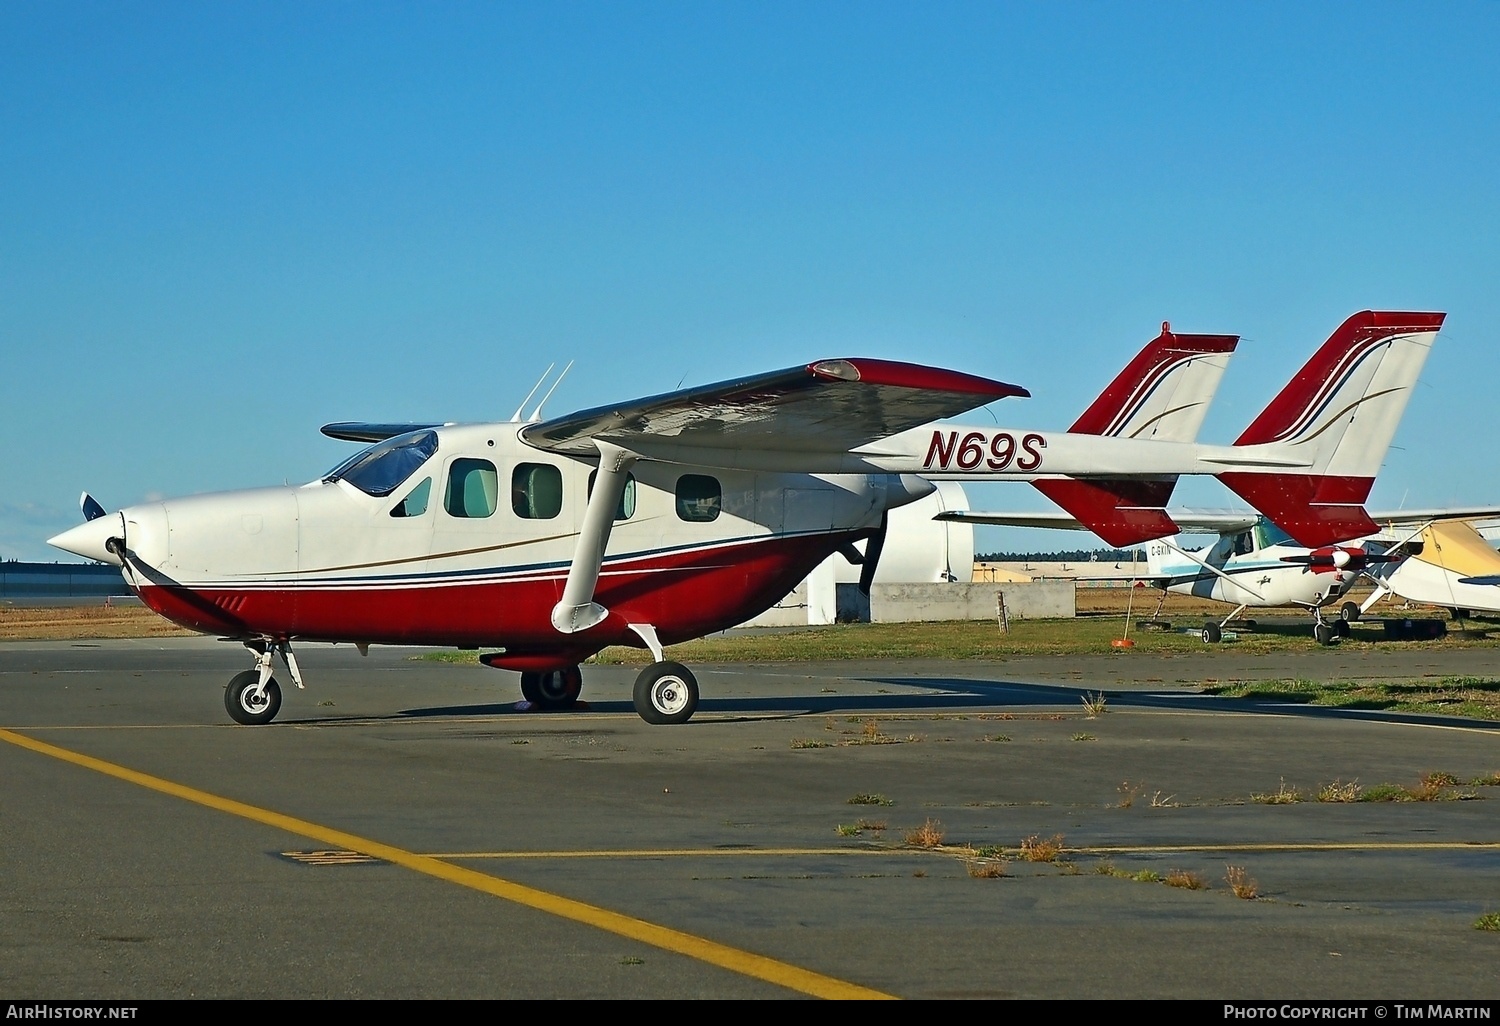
left=4, top=2, right=1498, bottom=560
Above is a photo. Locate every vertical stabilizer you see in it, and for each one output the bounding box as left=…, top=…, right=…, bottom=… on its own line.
left=1033, top=324, right=1238, bottom=547
left=1219, top=311, right=1443, bottom=546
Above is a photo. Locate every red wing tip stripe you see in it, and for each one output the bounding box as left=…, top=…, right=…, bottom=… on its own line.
left=812, top=358, right=1029, bottom=399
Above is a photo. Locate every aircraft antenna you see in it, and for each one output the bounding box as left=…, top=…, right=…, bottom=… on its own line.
left=529, top=360, right=574, bottom=421
left=510, top=364, right=556, bottom=422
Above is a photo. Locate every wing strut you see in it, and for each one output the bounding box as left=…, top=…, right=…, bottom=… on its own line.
left=551, top=442, right=638, bottom=634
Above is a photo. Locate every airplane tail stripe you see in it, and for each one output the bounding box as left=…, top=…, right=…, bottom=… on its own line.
left=1255, top=338, right=1392, bottom=444
left=1101, top=352, right=1211, bottom=437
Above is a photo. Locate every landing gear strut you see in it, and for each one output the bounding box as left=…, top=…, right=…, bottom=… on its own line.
left=225, top=640, right=302, bottom=725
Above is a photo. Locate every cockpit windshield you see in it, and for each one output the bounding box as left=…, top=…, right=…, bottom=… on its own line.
left=1254, top=517, right=1295, bottom=550
left=323, top=430, right=439, bottom=497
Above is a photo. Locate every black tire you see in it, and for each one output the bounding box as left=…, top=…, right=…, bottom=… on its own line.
left=519, top=672, right=541, bottom=704
left=1313, top=622, right=1336, bottom=646
left=1201, top=622, right=1222, bottom=644
left=1334, top=619, right=1351, bottom=638
left=533, top=665, right=583, bottom=710
left=1340, top=601, right=1361, bottom=623
left=225, top=670, right=281, bottom=725
left=633, top=662, right=699, bottom=725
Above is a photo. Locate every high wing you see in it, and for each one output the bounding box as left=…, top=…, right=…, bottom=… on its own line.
left=518, top=359, right=1028, bottom=466
left=1364, top=507, right=1500, bottom=531
left=322, top=422, right=444, bottom=443
left=937, top=509, right=1261, bottom=534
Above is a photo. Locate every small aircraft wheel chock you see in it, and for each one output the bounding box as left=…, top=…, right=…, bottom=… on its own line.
left=1313, top=622, right=1336, bottom=646
left=633, top=661, right=699, bottom=725
left=532, top=665, right=583, bottom=710
left=1201, top=622, right=1222, bottom=644
left=1339, top=602, right=1361, bottom=623
left=225, top=670, right=282, bottom=726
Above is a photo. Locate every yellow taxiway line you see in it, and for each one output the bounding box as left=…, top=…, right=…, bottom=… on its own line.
left=0, top=727, right=893, bottom=1001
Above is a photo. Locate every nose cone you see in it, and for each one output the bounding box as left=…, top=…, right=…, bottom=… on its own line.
left=48, top=512, right=125, bottom=565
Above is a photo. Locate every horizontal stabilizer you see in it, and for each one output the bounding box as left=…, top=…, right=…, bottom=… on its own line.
left=1029, top=478, right=1179, bottom=548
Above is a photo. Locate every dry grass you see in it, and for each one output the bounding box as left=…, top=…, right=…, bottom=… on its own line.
left=790, top=738, right=833, bottom=749
left=1019, top=833, right=1065, bottom=862
left=1080, top=691, right=1108, bottom=718
left=1225, top=865, right=1259, bottom=899
left=965, top=860, right=1006, bottom=879
left=1251, top=779, right=1303, bottom=805
left=1117, top=781, right=1145, bottom=808
left=1317, top=779, right=1363, bottom=803
left=1164, top=869, right=1208, bottom=890
left=1150, top=791, right=1177, bottom=808
left=0, top=603, right=195, bottom=640
left=905, top=818, right=945, bottom=848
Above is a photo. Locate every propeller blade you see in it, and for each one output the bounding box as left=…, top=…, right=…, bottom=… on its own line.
left=858, top=513, right=889, bottom=597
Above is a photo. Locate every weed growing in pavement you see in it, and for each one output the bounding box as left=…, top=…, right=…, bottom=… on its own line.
left=965, top=860, right=1006, bottom=878
left=1251, top=779, right=1303, bottom=804
left=1475, top=912, right=1500, bottom=932
left=1080, top=691, right=1108, bottom=718
left=1318, top=779, right=1362, bottom=803
left=1020, top=834, right=1064, bottom=862
left=1225, top=865, right=1259, bottom=899
left=847, top=793, right=893, bottom=806
left=1117, top=781, right=1145, bottom=808
left=905, top=818, right=945, bottom=848
left=1165, top=869, right=1208, bottom=890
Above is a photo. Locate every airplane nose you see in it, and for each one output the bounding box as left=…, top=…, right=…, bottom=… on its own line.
left=48, top=513, right=126, bottom=565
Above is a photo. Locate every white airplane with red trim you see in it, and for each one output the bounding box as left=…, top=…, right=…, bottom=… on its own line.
left=47, top=311, right=1439, bottom=725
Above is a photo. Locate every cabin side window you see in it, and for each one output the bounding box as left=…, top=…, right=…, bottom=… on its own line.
left=390, top=477, right=431, bottom=518
left=586, top=470, right=637, bottom=521
left=512, top=463, right=564, bottom=520
left=445, top=459, right=498, bottom=518
left=675, top=474, right=721, bottom=523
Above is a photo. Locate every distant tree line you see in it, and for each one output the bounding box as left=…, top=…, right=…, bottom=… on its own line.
left=976, top=548, right=1145, bottom=562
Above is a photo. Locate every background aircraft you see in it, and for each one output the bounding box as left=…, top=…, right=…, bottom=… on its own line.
left=940, top=506, right=1500, bottom=643
left=1364, top=518, right=1500, bottom=619
left=47, top=312, right=1438, bottom=725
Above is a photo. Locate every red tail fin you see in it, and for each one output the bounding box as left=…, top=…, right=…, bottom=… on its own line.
left=1218, top=311, right=1443, bottom=546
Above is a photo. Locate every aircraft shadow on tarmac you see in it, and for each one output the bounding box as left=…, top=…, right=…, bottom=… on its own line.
left=382, top=675, right=1500, bottom=731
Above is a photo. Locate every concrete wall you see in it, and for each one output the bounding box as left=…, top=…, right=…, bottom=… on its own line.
left=870, top=581, right=1074, bottom=623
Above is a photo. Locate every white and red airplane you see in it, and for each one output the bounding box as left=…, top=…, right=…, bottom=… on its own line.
left=48, top=311, right=1441, bottom=725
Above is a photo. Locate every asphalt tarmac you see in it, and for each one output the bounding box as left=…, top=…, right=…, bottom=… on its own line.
left=1, top=636, right=1497, bottom=999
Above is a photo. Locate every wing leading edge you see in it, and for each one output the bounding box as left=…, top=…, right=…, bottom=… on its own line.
left=519, top=359, right=1028, bottom=459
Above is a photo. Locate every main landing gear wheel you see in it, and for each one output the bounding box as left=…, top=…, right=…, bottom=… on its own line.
left=226, top=670, right=282, bottom=725
left=1201, top=622, right=1222, bottom=644
left=521, top=666, right=583, bottom=710
left=633, top=661, right=699, bottom=725
left=1313, top=622, right=1337, bottom=646
left=1340, top=601, right=1361, bottom=623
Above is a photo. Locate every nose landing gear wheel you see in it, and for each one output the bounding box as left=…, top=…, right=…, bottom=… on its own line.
left=1313, top=622, right=1337, bottom=645
left=633, top=661, right=699, bottom=725
left=226, top=670, right=282, bottom=725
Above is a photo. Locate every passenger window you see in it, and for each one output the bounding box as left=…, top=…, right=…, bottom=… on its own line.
left=587, top=470, right=637, bottom=521
left=512, top=463, right=563, bottom=520
left=675, top=475, right=721, bottom=523
left=390, top=477, right=431, bottom=518
left=445, top=459, right=498, bottom=518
